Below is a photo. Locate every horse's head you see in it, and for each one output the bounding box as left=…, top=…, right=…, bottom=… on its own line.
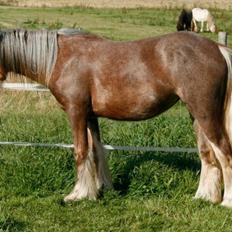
left=210, top=24, right=216, bottom=33
left=207, top=13, right=216, bottom=33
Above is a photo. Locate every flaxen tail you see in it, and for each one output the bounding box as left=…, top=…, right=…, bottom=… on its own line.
left=219, top=45, right=232, bottom=145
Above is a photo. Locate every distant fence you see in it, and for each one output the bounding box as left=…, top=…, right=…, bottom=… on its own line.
left=0, top=82, right=197, bottom=154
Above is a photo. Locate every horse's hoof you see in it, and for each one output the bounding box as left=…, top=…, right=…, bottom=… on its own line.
left=64, top=191, right=97, bottom=202
left=193, top=194, right=221, bottom=204
left=221, top=199, right=232, bottom=208
left=64, top=192, right=80, bottom=202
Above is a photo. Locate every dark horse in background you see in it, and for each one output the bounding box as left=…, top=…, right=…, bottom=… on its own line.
left=176, top=9, right=193, bottom=31
left=1, top=29, right=232, bottom=208
left=177, top=8, right=216, bottom=33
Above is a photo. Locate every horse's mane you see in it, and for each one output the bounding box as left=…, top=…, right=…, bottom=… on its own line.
left=0, top=28, right=87, bottom=84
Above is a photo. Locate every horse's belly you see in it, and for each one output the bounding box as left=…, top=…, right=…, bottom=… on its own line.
left=92, top=90, right=178, bottom=120
left=93, top=99, right=157, bottom=120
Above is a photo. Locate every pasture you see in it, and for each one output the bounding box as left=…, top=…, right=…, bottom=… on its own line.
left=1, top=6, right=232, bottom=231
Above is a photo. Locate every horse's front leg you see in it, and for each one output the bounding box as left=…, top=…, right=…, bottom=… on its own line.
left=200, top=21, right=204, bottom=32
left=206, top=22, right=209, bottom=31
left=64, top=107, right=99, bottom=201
left=87, top=117, right=112, bottom=191
left=192, top=19, right=198, bottom=32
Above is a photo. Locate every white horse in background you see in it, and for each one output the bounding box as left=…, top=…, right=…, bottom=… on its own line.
left=192, top=8, right=216, bottom=33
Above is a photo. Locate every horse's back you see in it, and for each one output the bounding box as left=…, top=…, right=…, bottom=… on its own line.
left=192, top=8, right=209, bottom=21
left=91, top=32, right=223, bottom=119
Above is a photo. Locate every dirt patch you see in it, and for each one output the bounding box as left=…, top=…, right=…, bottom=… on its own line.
left=1, top=0, right=232, bottom=9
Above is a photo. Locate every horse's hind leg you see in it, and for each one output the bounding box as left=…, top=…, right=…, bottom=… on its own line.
left=206, top=22, right=209, bottom=31
left=87, top=117, right=112, bottom=191
left=208, top=140, right=232, bottom=207
left=193, top=120, right=222, bottom=203
left=194, top=116, right=232, bottom=207
left=192, top=19, right=198, bottom=32
left=200, top=21, right=204, bottom=32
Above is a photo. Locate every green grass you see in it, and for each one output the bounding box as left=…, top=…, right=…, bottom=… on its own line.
left=1, top=6, right=232, bottom=232
left=0, top=6, right=232, bottom=43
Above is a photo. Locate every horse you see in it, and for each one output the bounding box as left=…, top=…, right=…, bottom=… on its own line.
left=1, top=29, right=232, bottom=208
left=176, top=8, right=193, bottom=31
left=192, top=8, right=216, bottom=33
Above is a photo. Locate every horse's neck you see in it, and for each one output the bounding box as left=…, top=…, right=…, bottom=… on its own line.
left=207, top=13, right=214, bottom=26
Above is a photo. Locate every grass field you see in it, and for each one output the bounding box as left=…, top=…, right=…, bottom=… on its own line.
left=1, top=6, right=232, bottom=232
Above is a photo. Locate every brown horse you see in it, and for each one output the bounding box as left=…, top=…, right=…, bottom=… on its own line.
left=1, top=29, right=232, bottom=208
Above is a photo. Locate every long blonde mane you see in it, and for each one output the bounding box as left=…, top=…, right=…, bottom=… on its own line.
left=0, top=29, right=58, bottom=84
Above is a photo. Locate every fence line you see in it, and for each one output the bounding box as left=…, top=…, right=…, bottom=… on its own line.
left=0, top=83, right=198, bottom=154
left=1, top=83, right=49, bottom=91
left=0, top=141, right=198, bottom=153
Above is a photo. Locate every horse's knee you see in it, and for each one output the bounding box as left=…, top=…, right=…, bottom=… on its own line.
left=74, top=146, right=89, bottom=165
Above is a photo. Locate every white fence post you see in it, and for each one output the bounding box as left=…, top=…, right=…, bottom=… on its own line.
left=218, top=31, right=227, bottom=46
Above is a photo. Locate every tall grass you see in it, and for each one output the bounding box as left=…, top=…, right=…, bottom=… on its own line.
left=1, top=6, right=232, bottom=231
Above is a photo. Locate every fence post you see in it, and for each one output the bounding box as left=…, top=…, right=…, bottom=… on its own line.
left=218, top=31, right=227, bottom=46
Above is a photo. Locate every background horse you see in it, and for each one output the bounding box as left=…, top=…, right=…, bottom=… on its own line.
left=1, top=29, right=232, bottom=208
left=176, top=9, right=193, bottom=31
left=192, top=8, right=216, bottom=32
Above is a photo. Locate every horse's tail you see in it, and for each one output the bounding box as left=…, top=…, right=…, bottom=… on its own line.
left=219, top=45, right=232, bottom=146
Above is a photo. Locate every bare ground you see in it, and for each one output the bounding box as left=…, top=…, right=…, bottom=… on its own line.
left=1, top=0, right=232, bottom=9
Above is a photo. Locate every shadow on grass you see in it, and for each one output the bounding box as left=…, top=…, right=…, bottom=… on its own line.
left=111, top=151, right=200, bottom=195
left=0, top=217, right=27, bottom=232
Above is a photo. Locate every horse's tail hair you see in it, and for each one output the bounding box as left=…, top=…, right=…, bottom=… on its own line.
left=218, top=45, right=232, bottom=146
